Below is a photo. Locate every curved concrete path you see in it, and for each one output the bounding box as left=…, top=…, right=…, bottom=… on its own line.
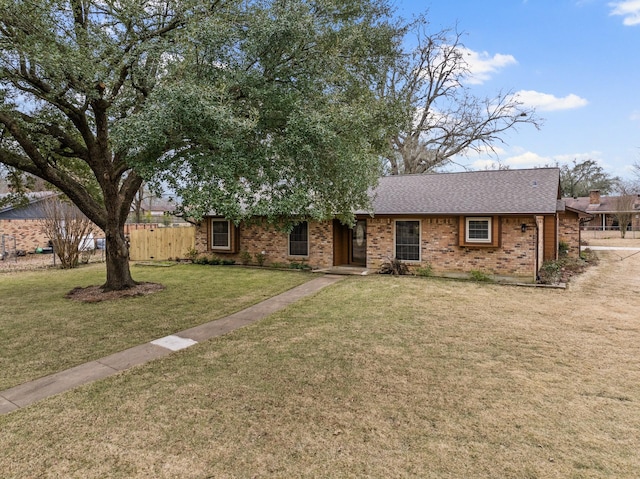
left=0, top=274, right=345, bottom=415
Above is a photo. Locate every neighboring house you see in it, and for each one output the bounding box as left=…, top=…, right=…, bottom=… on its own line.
left=565, top=190, right=640, bottom=231
left=0, top=192, right=58, bottom=253
left=194, top=168, right=585, bottom=282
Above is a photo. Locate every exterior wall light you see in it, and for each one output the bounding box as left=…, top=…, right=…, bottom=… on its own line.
left=521, top=223, right=527, bottom=233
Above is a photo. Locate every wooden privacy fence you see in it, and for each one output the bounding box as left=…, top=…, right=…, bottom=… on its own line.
left=128, top=226, right=195, bottom=261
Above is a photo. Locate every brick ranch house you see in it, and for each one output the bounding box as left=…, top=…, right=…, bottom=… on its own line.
left=565, top=189, right=640, bottom=231
left=195, top=168, right=586, bottom=283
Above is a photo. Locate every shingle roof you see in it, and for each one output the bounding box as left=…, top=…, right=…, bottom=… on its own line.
left=358, top=168, right=561, bottom=215
left=0, top=191, right=59, bottom=219
left=564, top=195, right=640, bottom=214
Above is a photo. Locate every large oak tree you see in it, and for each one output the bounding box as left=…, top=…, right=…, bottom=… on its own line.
left=0, top=0, right=402, bottom=291
left=559, top=159, right=619, bottom=197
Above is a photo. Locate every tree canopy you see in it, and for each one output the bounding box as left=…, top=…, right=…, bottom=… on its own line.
left=0, top=0, right=403, bottom=290
left=121, top=0, right=403, bottom=224
left=558, top=159, right=619, bottom=198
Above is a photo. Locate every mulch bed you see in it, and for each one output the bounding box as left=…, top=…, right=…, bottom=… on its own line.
left=65, top=282, right=165, bottom=303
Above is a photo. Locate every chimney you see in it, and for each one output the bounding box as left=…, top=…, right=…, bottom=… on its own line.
left=589, top=189, right=600, bottom=205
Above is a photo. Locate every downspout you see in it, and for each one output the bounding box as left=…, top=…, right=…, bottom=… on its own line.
left=534, top=216, right=539, bottom=282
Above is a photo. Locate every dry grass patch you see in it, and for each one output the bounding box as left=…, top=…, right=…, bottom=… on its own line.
left=1, top=251, right=639, bottom=477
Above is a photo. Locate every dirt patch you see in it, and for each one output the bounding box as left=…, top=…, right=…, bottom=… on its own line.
left=65, top=282, right=165, bottom=303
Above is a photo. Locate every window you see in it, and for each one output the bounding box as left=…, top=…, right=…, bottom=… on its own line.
left=465, top=217, right=491, bottom=243
left=289, top=222, right=308, bottom=256
left=211, top=219, right=231, bottom=250
left=395, top=220, right=420, bottom=261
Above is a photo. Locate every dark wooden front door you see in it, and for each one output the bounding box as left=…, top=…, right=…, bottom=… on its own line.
left=333, top=219, right=367, bottom=266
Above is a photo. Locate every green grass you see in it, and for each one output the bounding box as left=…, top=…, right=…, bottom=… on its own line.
left=1, top=252, right=639, bottom=477
left=0, top=263, right=310, bottom=390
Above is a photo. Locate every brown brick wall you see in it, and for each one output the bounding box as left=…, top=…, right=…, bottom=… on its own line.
left=0, top=219, right=50, bottom=252
left=366, top=216, right=537, bottom=282
left=196, top=215, right=541, bottom=281
left=558, top=211, right=581, bottom=257
left=196, top=219, right=334, bottom=269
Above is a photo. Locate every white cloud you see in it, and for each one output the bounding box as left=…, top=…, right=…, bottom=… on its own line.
left=630, top=110, right=640, bottom=122
left=461, top=48, right=518, bottom=84
left=551, top=152, right=606, bottom=168
left=504, top=151, right=551, bottom=167
left=470, top=159, right=500, bottom=170
left=467, top=149, right=606, bottom=170
left=515, top=90, right=588, bottom=111
left=609, top=0, right=640, bottom=26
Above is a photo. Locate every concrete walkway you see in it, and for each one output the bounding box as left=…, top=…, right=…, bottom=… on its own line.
left=582, top=245, right=640, bottom=251
left=0, top=274, right=345, bottom=416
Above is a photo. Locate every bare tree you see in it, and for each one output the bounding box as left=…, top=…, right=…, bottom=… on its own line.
left=40, top=199, right=96, bottom=269
left=613, top=181, right=639, bottom=238
left=633, top=162, right=640, bottom=182
left=381, top=22, right=541, bottom=174
left=130, top=183, right=162, bottom=224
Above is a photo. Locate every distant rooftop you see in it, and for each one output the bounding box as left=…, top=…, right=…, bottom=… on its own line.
left=565, top=194, right=640, bottom=214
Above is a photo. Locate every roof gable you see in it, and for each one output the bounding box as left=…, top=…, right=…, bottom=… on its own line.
left=360, top=168, right=561, bottom=216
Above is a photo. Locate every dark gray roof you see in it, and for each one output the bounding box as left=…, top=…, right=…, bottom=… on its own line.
left=564, top=195, right=640, bottom=214
left=358, top=168, right=561, bottom=215
left=0, top=192, right=59, bottom=219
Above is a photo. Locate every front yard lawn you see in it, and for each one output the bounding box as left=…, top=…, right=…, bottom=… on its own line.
left=1, top=251, right=639, bottom=477
left=0, top=264, right=311, bottom=390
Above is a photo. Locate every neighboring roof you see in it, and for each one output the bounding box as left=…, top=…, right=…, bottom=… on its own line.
left=564, top=195, right=640, bottom=214
left=136, top=196, right=177, bottom=214
left=358, top=168, right=561, bottom=216
left=0, top=192, right=59, bottom=219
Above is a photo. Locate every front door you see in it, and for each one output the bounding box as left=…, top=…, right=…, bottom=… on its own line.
left=351, top=219, right=367, bottom=266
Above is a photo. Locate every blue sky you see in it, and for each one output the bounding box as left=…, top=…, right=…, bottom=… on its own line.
left=394, top=0, right=640, bottom=179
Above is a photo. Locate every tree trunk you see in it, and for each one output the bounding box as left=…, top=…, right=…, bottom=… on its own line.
left=103, top=219, right=137, bottom=291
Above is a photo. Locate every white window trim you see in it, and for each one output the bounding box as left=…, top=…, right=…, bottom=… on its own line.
left=288, top=221, right=309, bottom=257
left=211, top=219, right=232, bottom=251
left=465, top=217, right=492, bottom=243
left=394, top=219, right=421, bottom=262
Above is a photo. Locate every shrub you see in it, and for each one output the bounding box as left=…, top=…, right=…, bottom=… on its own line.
left=254, top=251, right=266, bottom=267
left=289, top=261, right=311, bottom=271
left=415, top=264, right=433, bottom=277
left=538, top=260, right=561, bottom=284
left=558, top=240, right=569, bottom=256
left=379, top=257, right=409, bottom=275
left=194, top=255, right=221, bottom=265
left=221, top=259, right=236, bottom=265
left=538, top=253, right=598, bottom=285
left=194, top=256, right=209, bottom=265
left=185, top=247, right=199, bottom=262
left=469, top=270, right=492, bottom=282
left=580, top=248, right=599, bottom=264
left=240, top=250, right=252, bottom=266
